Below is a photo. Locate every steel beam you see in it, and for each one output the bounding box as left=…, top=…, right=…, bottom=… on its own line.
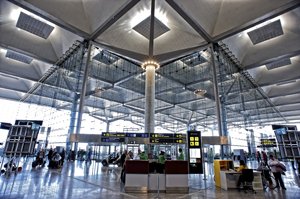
left=148, top=0, right=155, bottom=58
left=165, top=0, right=212, bottom=42
left=89, top=0, right=140, bottom=40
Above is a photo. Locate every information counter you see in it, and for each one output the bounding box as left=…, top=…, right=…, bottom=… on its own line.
left=220, top=171, right=263, bottom=191
left=124, top=160, right=189, bottom=193
left=165, top=160, right=189, bottom=193
left=214, top=160, right=234, bottom=187
left=124, top=160, right=149, bottom=193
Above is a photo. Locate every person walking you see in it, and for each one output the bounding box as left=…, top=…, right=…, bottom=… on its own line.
left=256, top=151, right=261, bottom=163
left=268, top=154, right=286, bottom=190
left=262, top=151, right=268, bottom=165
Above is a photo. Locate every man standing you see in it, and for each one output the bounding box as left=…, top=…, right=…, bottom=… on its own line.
left=139, top=151, right=148, bottom=160
left=120, top=150, right=128, bottom=168
left=178, top=148, right=184, bottom=160
left=268, top=154, right=286, bottom=190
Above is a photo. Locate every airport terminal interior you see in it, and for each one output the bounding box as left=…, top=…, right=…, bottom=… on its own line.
left=0, top=0, right=300, bottom=198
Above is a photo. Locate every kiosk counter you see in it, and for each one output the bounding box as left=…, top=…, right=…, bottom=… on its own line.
left=165, top=160, right=189, bottom=193
left=124, top=160, right=149, bottom=193
left=124, top=160, right=189, bottom=193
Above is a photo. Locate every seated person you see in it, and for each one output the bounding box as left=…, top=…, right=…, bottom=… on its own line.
left=3, top=159, right=17, bottom=172
left=36, top=149, right=46, bottom=166
left=236, top=160, right=248, bottom=188
left=49, top=151, right=62, bottom=169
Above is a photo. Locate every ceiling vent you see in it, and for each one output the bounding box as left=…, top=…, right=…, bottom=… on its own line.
left=6, top=50, right=33, bottom=64
left=93, top=50, right=118, bottom=65
left=266, top=58, right=291, bottom=70
left=247, top=20, right=283, bottom=45
left=16, top=12, right=54, bottom=39
left=276, top=80, right=296, bottom=86
left=181, top=54, right=207, bottom=67
left=133, top=16, right=170, bottom=40
left=0, top=73, right=20, bottom=80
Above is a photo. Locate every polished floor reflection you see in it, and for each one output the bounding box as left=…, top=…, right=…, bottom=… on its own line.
left=0, top=158, right=299, bottom=199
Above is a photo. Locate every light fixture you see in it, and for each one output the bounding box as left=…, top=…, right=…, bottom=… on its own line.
left=95, top=87, right=105, bottom=93
left=141, top=60, right=160, bottom=70
left=194, top=89, right=207, bottom=96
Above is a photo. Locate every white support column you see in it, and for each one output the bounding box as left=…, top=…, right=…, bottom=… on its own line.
left=74, top=42, right=92, bottom=152
left=144, top=64, right=156, bottom=134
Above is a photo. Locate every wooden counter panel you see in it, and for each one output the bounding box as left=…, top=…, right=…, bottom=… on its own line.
left=125, top=160, right=149, bottom=174
left=165, top=160, right=188, bottom=174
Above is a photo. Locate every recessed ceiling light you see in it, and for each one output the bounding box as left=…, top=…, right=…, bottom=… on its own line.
left=9, top=9, right=20, bottom=21
left=0, top=49, right=6, bottom=53
left=194, top=89, right=207, bottom=97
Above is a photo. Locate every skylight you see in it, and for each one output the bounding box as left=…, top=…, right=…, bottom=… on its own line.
left=16, top=12, right=54, bottom=39
left=266, top=58, right=291, bottom=70
left=133, top=16, right=170, bottom=40
left=247, top=20, right=283, bottom=45
left=6, top=50, right=33, bottom=64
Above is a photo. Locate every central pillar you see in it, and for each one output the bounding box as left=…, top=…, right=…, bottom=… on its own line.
left=142, top=61, right=160, bottom=136
left=144, top=65, right=156, bottom=133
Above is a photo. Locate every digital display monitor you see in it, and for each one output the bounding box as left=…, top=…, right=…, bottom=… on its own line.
left=150, top=133, right=174, bottom=138
left=126, top=133, right=148, bottom=138
left=274, top=128, right=286, bottom=135
left=101, top=132, right=125, bottom=137
left=189, top=148, right=201, bottom=158
left=0, top=122, right=12, bottom=130
left=101, top=138, right=125, bottom=143
left=260, top=138, right=277, bottom=147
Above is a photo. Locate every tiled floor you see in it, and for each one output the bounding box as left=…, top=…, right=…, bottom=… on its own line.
left=0, top=158, right=299, bottom=199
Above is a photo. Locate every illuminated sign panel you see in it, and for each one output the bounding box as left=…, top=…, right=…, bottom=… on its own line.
left=149, top=133, right=185, bottom=144
left=126, top=133, right=148, bottom=138
left=187, top=130, right=203, bottom=174
left=188, top=131, right=201, bottom=148
left=260, top=138, right=277, bottom=147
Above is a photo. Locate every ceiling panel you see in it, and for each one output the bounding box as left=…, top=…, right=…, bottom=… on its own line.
left=0, top=0, right=299, bottom=131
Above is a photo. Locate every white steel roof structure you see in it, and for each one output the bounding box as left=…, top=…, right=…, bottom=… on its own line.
left=0, top=0, right=300, bottom=132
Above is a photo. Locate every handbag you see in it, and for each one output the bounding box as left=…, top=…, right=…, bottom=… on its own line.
left=278, top=162, right=287, bottom=172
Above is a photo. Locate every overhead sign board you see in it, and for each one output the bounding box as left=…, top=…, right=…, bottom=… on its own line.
left=149, top=133, right=185, bottom=144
